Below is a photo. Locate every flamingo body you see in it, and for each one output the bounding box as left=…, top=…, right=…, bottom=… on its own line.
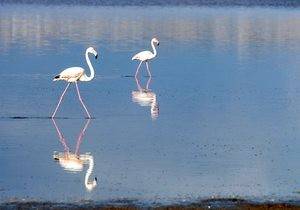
left=132, top=50, right=155, bottom=62
left=53, top=67, right=85, bottom=82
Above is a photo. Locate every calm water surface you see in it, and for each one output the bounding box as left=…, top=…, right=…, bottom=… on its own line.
left=0, top=4, right=300, bottom=204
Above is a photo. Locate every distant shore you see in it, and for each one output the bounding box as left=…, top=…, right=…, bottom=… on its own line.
left=1, top=0, right=299, bottom=7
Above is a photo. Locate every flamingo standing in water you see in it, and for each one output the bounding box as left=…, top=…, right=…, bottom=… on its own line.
left=51, top=47, right=98, bottom=119
left=132, top=38, right=159, bottom=78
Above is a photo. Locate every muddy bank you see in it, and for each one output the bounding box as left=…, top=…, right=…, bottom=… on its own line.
left=1, top=199, right=300, bottom=210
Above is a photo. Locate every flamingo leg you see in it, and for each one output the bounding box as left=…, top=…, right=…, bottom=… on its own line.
left=146, top=72, right=152, bottom=90
left=75, top=81, right=92, bottom=119
left=52, top=82, right=70, bottom=118
left=135, top=61, right=143, bottom=78
left=145, top=61, right=152, bottom=78
left=135, top=76, right=142, bottom=91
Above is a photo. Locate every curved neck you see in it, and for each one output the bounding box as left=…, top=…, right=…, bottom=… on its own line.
left=83, top=51, right=95, bottom=81
left=84, top=156, right=96, bottom=191
left=151, top=41, right=157, bottom=57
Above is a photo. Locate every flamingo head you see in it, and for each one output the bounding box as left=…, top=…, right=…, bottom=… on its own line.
left=87, top=47, right=98, bottom=59
left=152, top=37, right=159, bottom=46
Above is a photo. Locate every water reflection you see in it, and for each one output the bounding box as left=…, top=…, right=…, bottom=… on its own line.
left=52, top=119, right=97, bottom=191
left=132, top=75, right=159, bottom=120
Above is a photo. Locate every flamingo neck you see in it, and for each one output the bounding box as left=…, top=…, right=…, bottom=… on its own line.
left=81, top=51, right=95, bottom=82
left=151, top=40, right=157, bottom=57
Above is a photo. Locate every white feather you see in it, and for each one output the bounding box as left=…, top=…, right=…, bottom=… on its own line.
left=54, top=67, right=84, bottom=82
left=132, top=50, right=155, bottom=61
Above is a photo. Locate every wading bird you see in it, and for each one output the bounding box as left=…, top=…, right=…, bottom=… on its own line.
left=51, top=47, right=98, bottom=119
left=132, top=38, right=159, bottom=78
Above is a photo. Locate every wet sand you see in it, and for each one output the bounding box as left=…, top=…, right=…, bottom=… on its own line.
left=1, top=199, right=300, bottom=209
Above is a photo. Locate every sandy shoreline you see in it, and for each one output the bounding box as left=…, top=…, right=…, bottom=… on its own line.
left=1, top=198, right=300, bottom=209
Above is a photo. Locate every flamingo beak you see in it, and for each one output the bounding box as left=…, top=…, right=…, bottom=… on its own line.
left=95, top=54, right=98, bottom=59
left=157, top=42, right=160, bottom=46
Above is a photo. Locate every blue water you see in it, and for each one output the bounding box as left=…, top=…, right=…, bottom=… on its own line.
left=0, top=4, right=300, bottom=204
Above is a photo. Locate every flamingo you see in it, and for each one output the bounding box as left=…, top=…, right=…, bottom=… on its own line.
left=132, top=37, right=159, bottom=78
left=52, top=118, right=97, bottom=191
left=51, top=47, right=98, bottom=119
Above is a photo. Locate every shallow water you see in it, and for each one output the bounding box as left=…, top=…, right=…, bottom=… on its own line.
left=1, top=3, right=300, bottom=205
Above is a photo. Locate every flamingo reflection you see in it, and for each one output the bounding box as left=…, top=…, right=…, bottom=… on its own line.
left=52, top=119, right=97, bottom=191
left=132, top=74, right=159, bottom=119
